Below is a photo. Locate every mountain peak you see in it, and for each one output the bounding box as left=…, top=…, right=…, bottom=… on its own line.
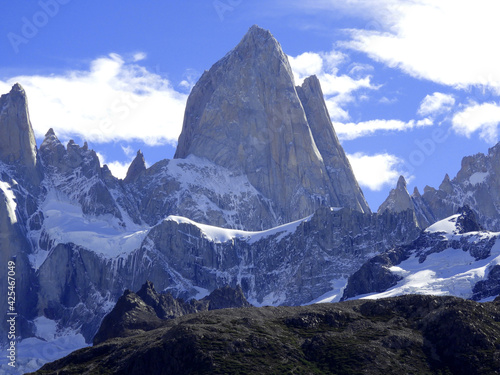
left=246, top=24, right=273, bottom=38
left=11, top=82, right=24, bottom=92
left=397, top=175, right=407, bottom=190
left=0, top=83, right=38, bottom=180
left=378, top=175, right=413, bottom=214
left=174, top=26, right=369, bottom=224
left=238, top=25, right=277, bottom=50
left=124, top=149, right=146, bottom=183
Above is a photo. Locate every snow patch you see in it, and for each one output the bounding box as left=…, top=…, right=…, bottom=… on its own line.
left=40, top=189, right=148, bottom=258
left=361, top=243, right=500, bottom=300
left=34, top=316, right=58, bottom=341
left=305, top=277, right=348, bottom=304
left=0, top=333, right=88, bottom=375
left=425, top=214, right=460, bottom=235
left=0, top=180, right=17, bottom=224
left=165, top=213, right=312, bottom=244
left=469, top=172, right=489, bottom=186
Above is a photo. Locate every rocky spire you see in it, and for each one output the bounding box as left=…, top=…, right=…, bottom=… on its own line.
left=296, top=75, right=370, bottom=213
left=378, top=176, right=413, bottom=214
left=124, top=150, right=146, bottom=183
left=0, top=84, right=39, bottom=183
left=174, top=25, right=370, bottom=223
left=39, top=128, right=66, bottom=166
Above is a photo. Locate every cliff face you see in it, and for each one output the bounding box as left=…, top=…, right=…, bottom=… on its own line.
left=175, top=25, right=370, bottom=224
left=0, top=84, right=39, bottom=185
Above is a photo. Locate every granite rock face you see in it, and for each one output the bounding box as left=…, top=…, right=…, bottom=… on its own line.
left=39, top=129, right=140, bottom=224
left=123, top=150, right=146, bottom=184
left=0, top=83, right=40, bottom=186
left=175, top=25, right=370, bottom=224
left=128, top=207, right=420, bottom=308
left=378, top=175, right=432, bottom=229
left=0, top=85, right=41, bottom=342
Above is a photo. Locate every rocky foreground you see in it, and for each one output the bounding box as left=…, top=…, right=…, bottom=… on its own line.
left=32, top=295, right=500, bottom=374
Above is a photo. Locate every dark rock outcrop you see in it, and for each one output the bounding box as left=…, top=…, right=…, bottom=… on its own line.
left=455, top=205, right=483, bottom=233
left=93, top=281, right=251, bottom=345
left=32, top=295, right=500, bottom=375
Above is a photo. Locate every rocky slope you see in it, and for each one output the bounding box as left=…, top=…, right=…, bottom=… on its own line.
left=380, top=143, right=500, bottom=231
left=342, top=206, right=500, bottom=301
left=93, top=281, right=251, bottom=345
left=32, top=295, right=500, bottom=375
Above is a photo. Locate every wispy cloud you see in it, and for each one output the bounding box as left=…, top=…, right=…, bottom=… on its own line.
left=347, top=151, right=412, bottom=191
left=418, top=92, right=455, bottom=117
left=1, top=53, right=188, bottom=146
left=289, top=50, right=376, bottom=121
left=334, top=118, right=432, bottom=141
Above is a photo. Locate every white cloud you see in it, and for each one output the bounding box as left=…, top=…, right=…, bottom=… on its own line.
left=452, top=102, right=500, bottom=143
left=347, top=152, right=411, bottom=191
left=290, top=1, right=500, bottom=92
left=289, top=50, right=376, bottom=121
left=121, top=145, right=134, bottom=158
left=418, top=92, right=455, bottom=117
left=288, top=52, right=324, bottom=80
left=339, top=0, right=500, bottom=92
left=334, top=118, right=432, bottom=141
left=1, top=53, right=187, bottom=146
left=132, top=52, right=147, bottom=62
left=96, top=152, right=132, bottom=180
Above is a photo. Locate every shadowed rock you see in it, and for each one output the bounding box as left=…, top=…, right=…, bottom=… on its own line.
left=93, top=282, right=251, bottom=345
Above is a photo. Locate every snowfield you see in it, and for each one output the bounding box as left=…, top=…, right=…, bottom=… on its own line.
left=358, top=215, right=500, bottom=301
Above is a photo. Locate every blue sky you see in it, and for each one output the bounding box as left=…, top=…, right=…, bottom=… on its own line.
left=1, top=0, right=500, bottom=210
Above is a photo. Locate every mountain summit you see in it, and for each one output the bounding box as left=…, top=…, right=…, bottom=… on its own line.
left=0, top=83, right=40, bottom=186
left=175, top=25, right=370, bottom=222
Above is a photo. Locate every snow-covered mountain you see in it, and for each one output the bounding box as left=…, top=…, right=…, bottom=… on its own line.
left=0, top=27, right=404, bottom=373
left=2, top=25, right=500, bottom=374
left=342, top=206, right=500, bottom=301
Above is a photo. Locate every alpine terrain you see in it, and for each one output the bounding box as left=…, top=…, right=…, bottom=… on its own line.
left=1, top=26, right=500, bottom=373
